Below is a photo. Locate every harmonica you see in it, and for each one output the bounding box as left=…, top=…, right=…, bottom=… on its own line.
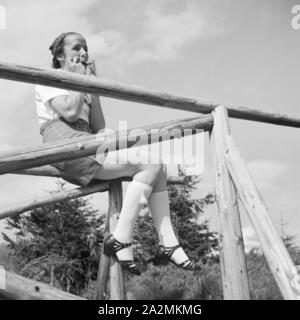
left=81, top=61, right=93, bottom=67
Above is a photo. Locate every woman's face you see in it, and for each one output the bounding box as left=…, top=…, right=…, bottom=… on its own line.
left=59, top=34, right=89, bottom=67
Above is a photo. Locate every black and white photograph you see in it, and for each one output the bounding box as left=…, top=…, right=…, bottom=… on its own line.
left=0, top=0, right=299, bottom=309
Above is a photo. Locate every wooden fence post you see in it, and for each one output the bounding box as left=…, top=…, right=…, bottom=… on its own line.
left=225, top=135, right=300, bottom=300
left=94, top=208, right=111, bottom=300
left=210, top=105, right=250, bottom=299
left=108, top=180, right=126, bottom=300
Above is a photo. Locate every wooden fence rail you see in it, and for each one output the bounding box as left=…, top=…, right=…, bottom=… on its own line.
left=0, top=269, right=86, bottom=300
left=0, top=61, right=300, bottom=128
left=0, top=115, right=212, bottom=175
left=0, top=181, right=109, bottom=220
left=12, top=165, right=185, bottom=186
left=0, top=176, right=183, bottom=221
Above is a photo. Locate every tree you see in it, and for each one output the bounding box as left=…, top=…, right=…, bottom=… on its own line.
left=278, top=215, right=298, bottom=254
left=2, top=181, right=105, bottom=295
left=127, top=168, right=220, bottom=300
left=245, top=217, right=300, bottom=300
left=133, top=167, right=219, bottom=268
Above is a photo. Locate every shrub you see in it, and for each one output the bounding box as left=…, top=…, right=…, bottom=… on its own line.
left=127, top=262, right=223, bottom=300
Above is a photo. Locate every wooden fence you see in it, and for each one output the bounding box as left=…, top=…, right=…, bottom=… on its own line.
left=0, top=61, right=299, bottom=300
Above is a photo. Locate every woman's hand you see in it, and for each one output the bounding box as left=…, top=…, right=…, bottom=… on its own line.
left=66, top=57, right=96, bottom=76
left=66, top=56, right=87, bottom=75
left=85, top=63, right=96, bottom=76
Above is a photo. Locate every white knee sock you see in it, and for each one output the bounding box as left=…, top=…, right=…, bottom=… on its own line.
left=113, top=179, right=153, bottom=245
left=147, top=190, right=178, bottom=246
left=148, top=190, right=190, bottom=264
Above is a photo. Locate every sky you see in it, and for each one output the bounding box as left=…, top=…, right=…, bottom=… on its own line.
left=0, top=0, right=299, bottom=251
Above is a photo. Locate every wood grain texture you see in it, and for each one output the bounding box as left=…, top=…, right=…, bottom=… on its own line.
left=210, top=106, right=250, bottom=300
left=14, top=166, right=185, bottom=185
left=0, top=181, right=110, bottom=220
left=225, top=135, right=300, bottom=300
left=108, top=181, right=126, bottom=300
left=0, top=269, right=86, bottom=300
left=0, top=115, right=212, bottom=175
left=0, top=61, right=299, bottom=127
left=94, top=209, right=111, bottom=300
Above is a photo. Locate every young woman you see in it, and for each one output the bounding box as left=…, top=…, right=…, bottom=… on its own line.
left=35, top=32, right=200, bottom=275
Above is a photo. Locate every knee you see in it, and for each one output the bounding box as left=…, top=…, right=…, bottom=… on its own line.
left=160, top=164, right=167, bottom=178
left=139, top=163, right=165, bottom=177
left=150, top=163, right=167, bottom=179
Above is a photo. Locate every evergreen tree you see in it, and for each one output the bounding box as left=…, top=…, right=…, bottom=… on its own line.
left=2, top=169, right=219, bottom=296
left=2, top=181, right=105, bottom=295
left=278, top=215, right=298, bottom=254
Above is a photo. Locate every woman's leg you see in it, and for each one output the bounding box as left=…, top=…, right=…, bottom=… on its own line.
left=148, top=165, right=194, bottom=266
left=148, top=165, right=177, bottom=245
left=93, top=162, right=164, bottom=261
left=94, top=161, right=195, bottom=266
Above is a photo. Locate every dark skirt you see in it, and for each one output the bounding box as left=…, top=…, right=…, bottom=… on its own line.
left=40, top=118, right=103, bottom=187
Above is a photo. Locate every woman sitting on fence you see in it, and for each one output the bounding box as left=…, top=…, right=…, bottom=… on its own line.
left=35, top=32, right=200, bottom=275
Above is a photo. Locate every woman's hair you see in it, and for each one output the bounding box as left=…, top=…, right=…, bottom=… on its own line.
left=49, top=32, right=84, bottom=68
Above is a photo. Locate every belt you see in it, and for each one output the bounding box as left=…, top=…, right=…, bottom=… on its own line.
left=40, top=117, right=89, bottom=135
left=40, top=119, right=59, bottom=135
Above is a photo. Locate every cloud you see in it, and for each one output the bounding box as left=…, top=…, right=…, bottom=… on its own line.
left=0, top=0, right=103, bottom=152
left=0, top=172, right=109, bottom=244
left=136, top=0, right=220, bottom=62
left=246, top=160, right=288, bottom=191
left=243, top=225, right=255, bottom=239
left=2, top=1, right=291, bottom=161
left=0, top=174, right=58, bottom=207
left=242, top=226, right=261, bottom=253
left=1, top=0, right=99, bottom=64
left=0, top=0, right=225, bottom=78
left=0, top=174, right=58, bottom=243
left=0, top=0, right=223, bottom=241
left=0, top=173, right=99, bottom=240
left=87, top=0, right=225, bottom=74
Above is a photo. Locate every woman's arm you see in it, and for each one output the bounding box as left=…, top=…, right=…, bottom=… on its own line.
left=49, top=60, right=87, bottom=122
left=49, top=92, right=85, bottom=123
left=86, top=63, right=106, bottom=133
left=89, top=94, right=106, bottom=133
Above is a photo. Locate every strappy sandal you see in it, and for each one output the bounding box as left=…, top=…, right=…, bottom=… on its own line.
left=147, top=244, right=201, bottom=271
left=103, top=234, right=141, bottom=275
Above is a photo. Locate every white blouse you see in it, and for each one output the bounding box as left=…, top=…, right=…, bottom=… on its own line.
left=35, top=84, right=91, bottom=127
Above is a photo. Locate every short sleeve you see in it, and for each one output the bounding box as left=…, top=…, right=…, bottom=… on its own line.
left=36, top=85, right=70, bottom=104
